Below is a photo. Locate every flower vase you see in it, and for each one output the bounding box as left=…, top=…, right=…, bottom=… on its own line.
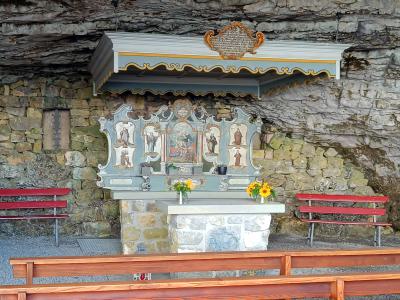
left=178, top=191, right=183, bottom=205
left=260, top=196, right=265, bottom=204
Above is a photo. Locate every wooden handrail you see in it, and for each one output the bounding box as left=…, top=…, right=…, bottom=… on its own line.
left=10, top=248, right=400, bottom=285
left=1, top=271, right=400, bottom=300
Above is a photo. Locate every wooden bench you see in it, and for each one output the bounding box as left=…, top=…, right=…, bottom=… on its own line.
left=0, top=188, right=71, bottom=246
left=1, top=271, right=400, bottom=300
left=296, top=193, right=392, bottom=247
left=10, top=248, right=400, bottom=285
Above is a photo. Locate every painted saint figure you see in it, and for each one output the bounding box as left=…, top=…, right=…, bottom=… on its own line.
left=120, top=150, right=131, bottom=167
left=146, top=132, right=158, bottom=153
left=206, top=132, right=218, bottom=154
left=119, top=127, right=129, bottom=147
left=234, top=149, right=242, bottom=167
left=234, top=128, right=243, bottom=146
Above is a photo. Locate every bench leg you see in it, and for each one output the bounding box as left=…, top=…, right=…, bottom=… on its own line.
left=310, top=223, right=315, bottom=247
left=307, top=223, right=312, bottom=244
left=374, top=226, right=378, bottom=247
left=55, top=219, right=59, bottom=247
left=378, top=226, right=381, bottom=247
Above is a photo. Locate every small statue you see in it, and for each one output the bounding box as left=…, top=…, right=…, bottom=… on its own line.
left=120, top=150, right=131, bottom=167
left=206, top=132, right=218, bottom=154
left=119, top=127, right=129, bottom=147
left=234, top=149, right=242, bottom=167
left=146, top=131, right=158, bottom=153
left=234, top=127, right=242, bottom=145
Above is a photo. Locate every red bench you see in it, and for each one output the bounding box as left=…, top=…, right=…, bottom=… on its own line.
left=0, top=188, right=71, bottom=246
left=296, top=193, right=391, bottom=247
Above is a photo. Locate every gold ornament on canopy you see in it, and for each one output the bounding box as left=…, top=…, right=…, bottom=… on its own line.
left=204, top=22, right=265, bottom=60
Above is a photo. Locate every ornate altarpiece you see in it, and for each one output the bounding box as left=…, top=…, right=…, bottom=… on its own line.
left=97, top=99, right=262, bottom=192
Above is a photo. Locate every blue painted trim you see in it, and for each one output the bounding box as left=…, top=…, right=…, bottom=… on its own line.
left=118, top=55, right=337, bottom=77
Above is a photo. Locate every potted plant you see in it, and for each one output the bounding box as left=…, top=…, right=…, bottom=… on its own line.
left=246, top=179, right=275, bottom=204
left=140, top=162, right=152, bottom=176
left=171, top=179, right=195, bottom=205
left=216, top=164, right=227, bottom=175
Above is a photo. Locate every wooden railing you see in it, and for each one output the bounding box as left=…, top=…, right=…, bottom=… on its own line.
left=10, top=248, right=400, bottom=284
left=1, top=271, right=400, bottom=300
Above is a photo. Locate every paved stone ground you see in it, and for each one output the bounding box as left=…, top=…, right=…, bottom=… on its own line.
left=1, top=233, right=400, bottom=299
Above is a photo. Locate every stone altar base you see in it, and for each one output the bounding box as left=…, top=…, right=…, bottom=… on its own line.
left=169, top=214, right=271, bottom=253
left=116, top=192, right=284, bottom=267
left=160, top=198, right=284, bottom=279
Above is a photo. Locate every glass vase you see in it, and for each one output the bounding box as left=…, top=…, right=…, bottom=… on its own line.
left=178, top=191, right=183, bottom=205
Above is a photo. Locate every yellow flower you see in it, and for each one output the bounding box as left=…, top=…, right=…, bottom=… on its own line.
left=262, top=183, right=270, bottom=189
left=246, top=187, right=251, bottom=196
left=246, top=186, right=253, bottom=196
left=186, top=179, right=194, bottom=190
left=259, top=186, right=271, bottom=198
left=251, top=182, right=261, bottom=189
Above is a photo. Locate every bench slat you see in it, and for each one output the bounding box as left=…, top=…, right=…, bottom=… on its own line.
left=300, top=219, right=391, bottom=226
left=0, top=214, right=69, bottom=220
left=0, top=188, right=71, bottom=197
left=2, top=271, right=400, bottom=300
left=0, top=201, right=67, bottom=210
left=296, top=193, right=389, bottom=203
left=299, top=206, right=386, bottom=216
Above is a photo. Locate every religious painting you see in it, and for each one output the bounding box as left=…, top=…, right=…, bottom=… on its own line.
left=167, top=122, right=197, bottom=163
left=229, top=123, right=247, bottom=146
left=203, top=125, right=220, bottom=157
left=115, top=146, right=135, bottom=168
left=115, top=122, right=134, bottom=147
left=143, top=124, right=161, bottom=159
left=228, top=147, right=247, bottom=168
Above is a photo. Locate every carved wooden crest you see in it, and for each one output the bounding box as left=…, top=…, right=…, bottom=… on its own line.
left=204, top=22, right=265, bottom=60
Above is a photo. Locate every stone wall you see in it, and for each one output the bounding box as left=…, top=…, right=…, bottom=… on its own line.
left=0, top=78, right=118, bottom=236
left=252, top=132, right=392, bottom=237
left=245, top=49, right=400, bottom=229
left=0, top=75, right=395, bottom=240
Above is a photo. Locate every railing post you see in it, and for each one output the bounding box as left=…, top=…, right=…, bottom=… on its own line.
left=26, top=261, right=34, bottom=285
left=330, top=279, right=344, bottom=300
left=18, top=292, right=27, bottom=300
left=280, top=255, right=292, bottom=276
left=279, top=255, right=292, bottom=300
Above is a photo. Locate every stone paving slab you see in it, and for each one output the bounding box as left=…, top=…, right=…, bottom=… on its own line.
left=77, top=238, right=121, bottom=255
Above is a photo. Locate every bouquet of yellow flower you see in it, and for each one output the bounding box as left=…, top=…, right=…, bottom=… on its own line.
left=172, top=179, right=195, bottom=202
left=246, top=180, right=275, bottom=203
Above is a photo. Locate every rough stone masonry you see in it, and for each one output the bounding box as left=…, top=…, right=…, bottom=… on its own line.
left=0, top=0, right=399, bottom=239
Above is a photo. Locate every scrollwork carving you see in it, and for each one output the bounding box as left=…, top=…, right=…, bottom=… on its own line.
left=204, top=22, right=265, bottom=60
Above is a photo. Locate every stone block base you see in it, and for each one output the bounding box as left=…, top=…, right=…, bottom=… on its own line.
left=169, top=214, right=271, bottom=253
left=120, top=200, right=169, bottom=254
left=168, top=213, right=271, bottom=278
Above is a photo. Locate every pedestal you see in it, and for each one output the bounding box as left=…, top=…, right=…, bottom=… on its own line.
left=114, top=191, right=285, bottom=257
left=160, top=199, right=285, bottom=253
left=159, top=199, right=285, bottom=278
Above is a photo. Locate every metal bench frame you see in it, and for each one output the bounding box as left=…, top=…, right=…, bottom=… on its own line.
left=0, top=188, right=70, bottom=246
left=296, top=193, right=391, bottom=247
